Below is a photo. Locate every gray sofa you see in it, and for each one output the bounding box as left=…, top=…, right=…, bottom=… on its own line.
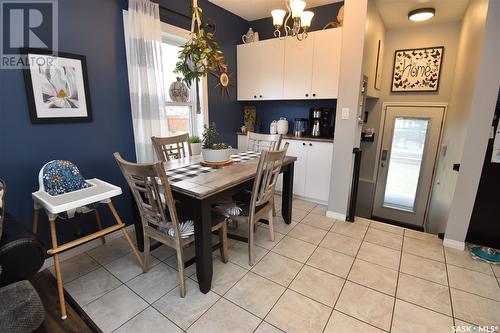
left=0, top=179, right=46, bottom=333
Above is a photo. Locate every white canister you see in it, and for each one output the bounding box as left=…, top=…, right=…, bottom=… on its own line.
left=270, top=120, right=278, bottom=134
left=277, top=117, right=288, bottom=135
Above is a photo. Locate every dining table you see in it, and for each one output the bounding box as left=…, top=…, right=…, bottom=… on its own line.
left=132, top=150, right=297, bottom=294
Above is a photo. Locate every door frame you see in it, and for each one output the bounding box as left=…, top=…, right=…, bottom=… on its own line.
left=372, top=102, right=448, bottom=229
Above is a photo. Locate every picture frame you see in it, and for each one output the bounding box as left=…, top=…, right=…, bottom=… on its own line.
left=22, top=48, right=92, bottom=124
left=374, top=39, right=384, bottom=91
left=391, top=46, right=444, bottom=92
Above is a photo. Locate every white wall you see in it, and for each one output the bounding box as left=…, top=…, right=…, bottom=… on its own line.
left=357, top=22, right=461, bottom=220
left=427, top=0, right=490, bottom=234
left=443, top=0, right=500, bottom=247
left=362, top=0, right=385, bottom=99
left=327, top=0, right=367, bottom=219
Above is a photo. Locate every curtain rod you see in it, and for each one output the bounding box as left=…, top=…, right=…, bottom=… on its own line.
left=154, top=2, right=191, bottom=20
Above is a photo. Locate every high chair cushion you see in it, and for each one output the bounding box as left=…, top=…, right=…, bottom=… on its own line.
left=41, top=160, right=91, bottom=196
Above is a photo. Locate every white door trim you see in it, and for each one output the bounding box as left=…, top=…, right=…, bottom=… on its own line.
left=373, top=102, right=448, bottom=229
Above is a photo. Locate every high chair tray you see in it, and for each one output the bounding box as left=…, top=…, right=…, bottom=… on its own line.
left=32, top=178, right=122, bottom=214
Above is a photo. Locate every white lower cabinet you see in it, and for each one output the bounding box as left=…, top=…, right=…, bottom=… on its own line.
left=277, top=139, right=333, bottom=203
left=303, top=141, right=334, bottom=201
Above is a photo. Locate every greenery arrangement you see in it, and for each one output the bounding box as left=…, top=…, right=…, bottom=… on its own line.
left=202, top=123, right=230, bottom=150
left=189, top=135, right=201, bottom=144
left=174, top=6, right=226, bottom=88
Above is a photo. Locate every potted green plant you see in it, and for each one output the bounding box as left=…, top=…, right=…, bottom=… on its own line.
left=189, top=135, right=202, bottom=155
left=201, top=123, right=232, bottom=163
left=175, top=4, right=226, bottom=114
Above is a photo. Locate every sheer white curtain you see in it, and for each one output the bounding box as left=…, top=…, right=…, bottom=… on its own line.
left=123, top=0, right=166, bottom=163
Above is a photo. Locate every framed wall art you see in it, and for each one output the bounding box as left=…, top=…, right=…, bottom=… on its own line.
left=391, top=46, right=444, bottom=92
left=374, top=39, right=384, bottom=90
left=22, top=48, right=92, bottom=123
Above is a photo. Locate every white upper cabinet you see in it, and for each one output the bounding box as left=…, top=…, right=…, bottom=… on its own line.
left=237, top=38, right=284, bottom=101
left=237, top=43, right=259, bottom=100
left=311, top=28, right=342, bottom=99
left=237, top=28, right=343, bottom=101
left=258, top=38, right=285, bottom=100
left=283, top=35, right=314, bottom=99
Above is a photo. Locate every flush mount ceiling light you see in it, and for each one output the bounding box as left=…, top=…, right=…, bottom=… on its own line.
left=271, top=0, right=314, bottom=41
left=408, top=8, right=435, bottom=22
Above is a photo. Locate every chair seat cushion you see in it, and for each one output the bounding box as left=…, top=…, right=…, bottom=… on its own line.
left=214, top=190, right=266, bottom=218
left=0, top=280, right=45, bottom=333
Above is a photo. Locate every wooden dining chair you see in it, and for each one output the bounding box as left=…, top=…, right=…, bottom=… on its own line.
left=246, top=132, right=282, bottom=152
left=223, top=143, right=289, bottom=266
left=244, top=132, right=283, bottom=217
left=151, top=133, right=192, bottom=162
left=114, top=153, right=228, bottom=297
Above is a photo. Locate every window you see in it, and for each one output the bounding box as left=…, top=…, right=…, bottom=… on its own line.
left=161, top=24, right=207, bottom=137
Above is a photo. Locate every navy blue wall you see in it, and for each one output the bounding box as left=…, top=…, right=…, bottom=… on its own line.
left=241, top=2, right=343, bottom=135
left=247, top=100, right=337, bottom=135
left=157, top=0, right=248, bottom=146
left=0, top=0, right=134, bottom=247
left=249, top=2, right=344, bottom=40
left=0, top=0, right=247, bottom=247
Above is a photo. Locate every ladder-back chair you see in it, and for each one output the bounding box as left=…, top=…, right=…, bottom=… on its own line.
left=152, top=133, right=192, bottom=162
left=114, top=153, right=228, bottom=297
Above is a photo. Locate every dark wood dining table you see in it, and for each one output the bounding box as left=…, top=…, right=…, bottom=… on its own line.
left=133, top=151, right=296, bottom=294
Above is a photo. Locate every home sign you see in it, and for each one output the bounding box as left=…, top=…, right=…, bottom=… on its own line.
left=391, top=46, right=444, bottom=92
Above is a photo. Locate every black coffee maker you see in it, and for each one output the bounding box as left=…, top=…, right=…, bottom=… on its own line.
left=309, top=107, right=335, bottom=138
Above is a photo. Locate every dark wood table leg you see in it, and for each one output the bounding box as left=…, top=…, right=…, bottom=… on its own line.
left=281, top=163, right=294, bottom=224
left=193, top=199, right=213, bottom=294
left=130, top=190, right=144, bottom=251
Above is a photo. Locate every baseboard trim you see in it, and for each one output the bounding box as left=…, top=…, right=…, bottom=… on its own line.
left=326, top=211, right=346, bottom=221
left=443, top=238, right=465, bottom=250
left=274, top=191, right=328, bottom=206
left=40, top=224, right=136, bottom=271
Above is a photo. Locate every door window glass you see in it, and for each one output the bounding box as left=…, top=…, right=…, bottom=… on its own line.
left=383, top=117, right=429, bottom=212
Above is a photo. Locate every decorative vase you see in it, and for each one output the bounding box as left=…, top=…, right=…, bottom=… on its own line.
left=277, top=117, right=289, bottom=135
left=169, top=78, right=190, bottom=102
left=202, top=148, right=232, bottom=163
left=242, top=28, right=259, bottom=44
left=270, top=120, right=278, bottom=134
left=191, top=142, right=202, bottom=155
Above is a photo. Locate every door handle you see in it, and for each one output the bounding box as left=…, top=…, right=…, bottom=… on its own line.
left=381, top=149, right=388, bottom=167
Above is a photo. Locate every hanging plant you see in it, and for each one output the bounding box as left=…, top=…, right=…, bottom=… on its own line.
left=174, top=3, right=226, bottom=88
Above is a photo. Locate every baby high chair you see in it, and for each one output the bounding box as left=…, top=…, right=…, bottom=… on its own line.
left=32, top=160, right=143, bottom=320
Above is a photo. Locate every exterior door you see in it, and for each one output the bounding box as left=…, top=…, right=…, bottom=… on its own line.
left=373, top=106, right=444, bottom=227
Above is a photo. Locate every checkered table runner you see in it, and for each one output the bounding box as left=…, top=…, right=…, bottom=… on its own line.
left=165, top=151, right=261, bottom=183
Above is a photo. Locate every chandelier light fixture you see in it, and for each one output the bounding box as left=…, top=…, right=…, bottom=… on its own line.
left=271, top=0, right=314, bottom=41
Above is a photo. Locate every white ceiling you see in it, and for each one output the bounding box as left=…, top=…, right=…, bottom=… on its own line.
left=375, top=0, right=470, bottom=29
left=208, top=0, right=342, bottom=21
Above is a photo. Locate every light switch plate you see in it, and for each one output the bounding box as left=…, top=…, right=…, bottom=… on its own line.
left=341, top=107, right=350, bottom=120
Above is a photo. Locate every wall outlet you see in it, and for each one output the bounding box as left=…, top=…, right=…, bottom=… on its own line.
left=341, top=107, right=350, bottom=120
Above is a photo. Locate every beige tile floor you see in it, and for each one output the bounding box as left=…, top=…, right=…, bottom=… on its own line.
left=52, top=197, right=500, bottom=333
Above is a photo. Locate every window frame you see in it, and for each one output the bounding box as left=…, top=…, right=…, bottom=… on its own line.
left=161, top=22, right=209, bottom=137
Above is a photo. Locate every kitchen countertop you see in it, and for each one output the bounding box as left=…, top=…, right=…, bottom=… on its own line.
left=236, top=132, right=334, bottom=143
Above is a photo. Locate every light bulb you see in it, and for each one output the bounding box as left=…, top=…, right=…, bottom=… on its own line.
left=290, top=0, right=306, bottom=19
left=301, top=10, right=314, bottom=28
left=271, top=9, right=286, bottom=27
